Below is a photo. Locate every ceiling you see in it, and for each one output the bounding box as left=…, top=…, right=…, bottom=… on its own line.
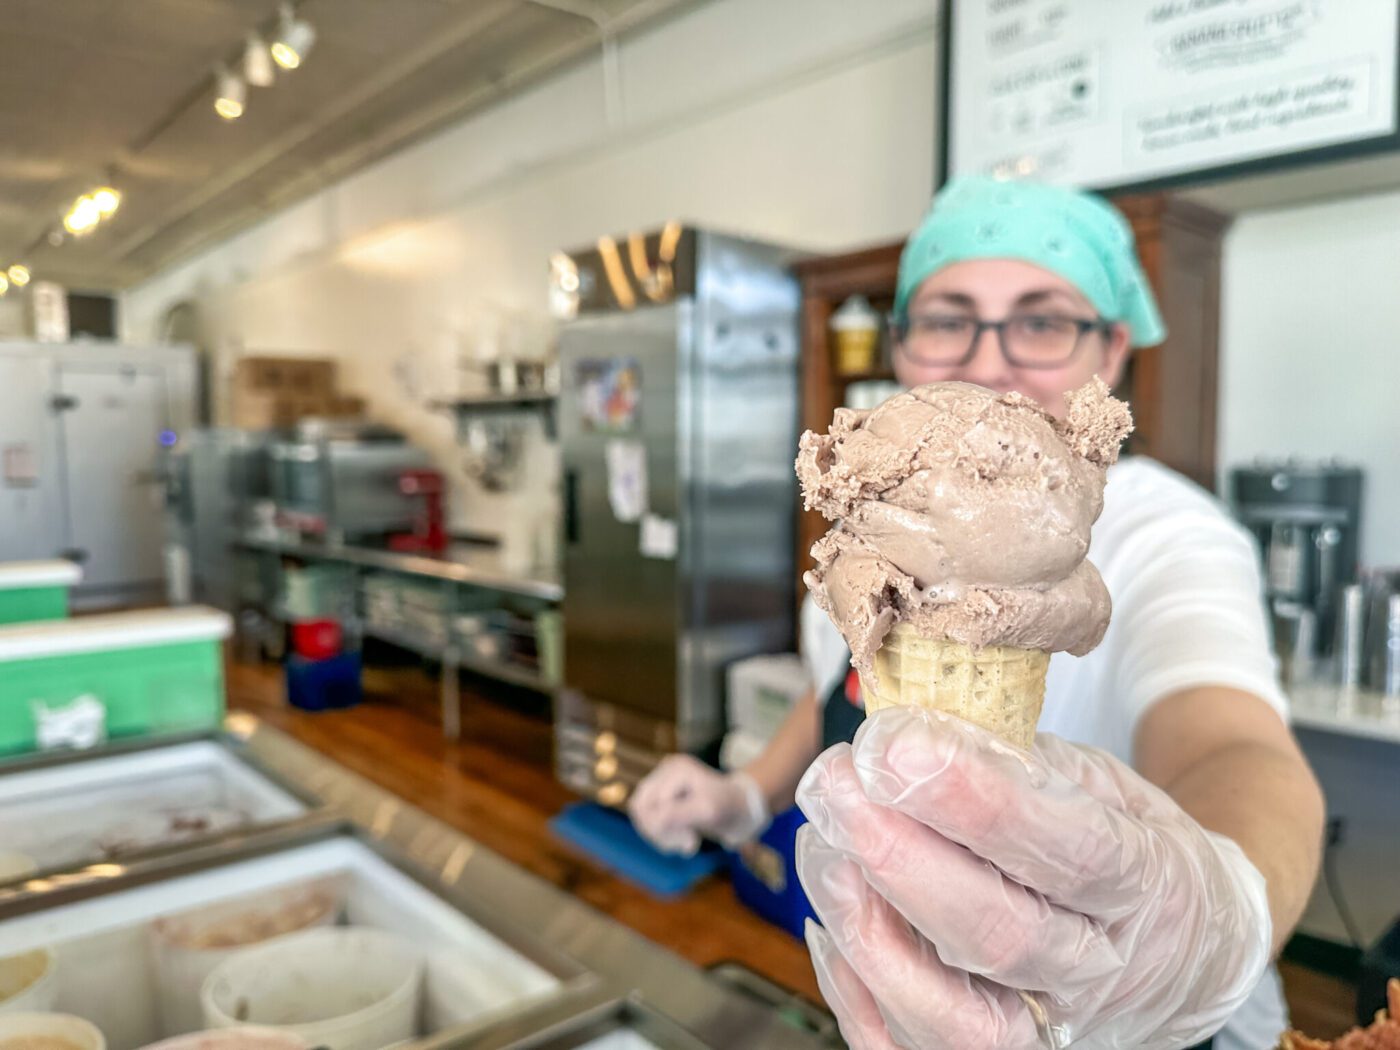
left=0, top=0, right=694, bottom=290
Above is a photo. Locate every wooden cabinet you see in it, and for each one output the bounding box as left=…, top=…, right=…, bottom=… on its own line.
left=1112, top=195, right=1231, bottom=491
left=792, top=193, right=1230, bottom=600
left=793, top=243, right=904, bottom=600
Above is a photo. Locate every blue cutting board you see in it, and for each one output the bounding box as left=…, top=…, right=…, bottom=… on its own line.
left=549, top=801, right=724, bottom=899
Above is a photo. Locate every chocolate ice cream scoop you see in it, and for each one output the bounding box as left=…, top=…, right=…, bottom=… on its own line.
left=796, top=378, right=1132, bottom=676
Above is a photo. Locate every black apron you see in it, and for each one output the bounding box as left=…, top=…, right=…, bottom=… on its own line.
left=818, top=659, right=1215, bottom=1050
left=821, top=662, right=866, bottom=749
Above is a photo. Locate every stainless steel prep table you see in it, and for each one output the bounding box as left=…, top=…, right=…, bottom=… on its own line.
left=238, top=535, right=562, bottom=739
left=0, top=716, right=831, bottom=1050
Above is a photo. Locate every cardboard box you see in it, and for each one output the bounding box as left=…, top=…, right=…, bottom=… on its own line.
left=230, top=390, right=297, bottom=430
left=233, top=356, right=337, bottom=395
left=230, top=356, right=342, bottom=429
left=232, top=392, right=350, bottom=429
left=287, top=359, right=336, bottom=394
left=293, top=394, right=334, bottom=420
left=232, top=357, right=284, bottom=391
left=328, top=395, right=366, bottom=418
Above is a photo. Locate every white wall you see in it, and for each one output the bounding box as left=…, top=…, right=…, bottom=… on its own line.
left=122, top=0, right=941, bottom=543
left=0, top=296, right=26, bottom=339
left=1219, top=190, right=1400, bottom=568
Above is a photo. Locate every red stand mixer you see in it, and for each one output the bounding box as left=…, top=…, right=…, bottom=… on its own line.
left=388, top=469, right=447, bottom=553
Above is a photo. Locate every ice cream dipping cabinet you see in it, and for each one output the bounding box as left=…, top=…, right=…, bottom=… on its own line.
left=0, top=732, right=308, bottom=873
left=0, top=718, right=831, bottom=1050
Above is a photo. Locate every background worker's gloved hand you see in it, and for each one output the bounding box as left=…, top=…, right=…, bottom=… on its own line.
left=628, top=754, right=769, bottom=856
left=796, top=706, right=1272, bottom=1050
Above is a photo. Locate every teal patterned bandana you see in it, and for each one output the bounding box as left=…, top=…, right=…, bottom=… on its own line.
left=896, top=176, right=1166, bottom=347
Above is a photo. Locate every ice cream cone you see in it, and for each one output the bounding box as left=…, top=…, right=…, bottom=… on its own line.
left=858, top=622, right=1049, bottom=750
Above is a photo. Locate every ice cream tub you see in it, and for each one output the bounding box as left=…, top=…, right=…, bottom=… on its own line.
left=0, top=950, right=57, bottom=1013
left=0, top=1012, right=105, bottom=1050
left=150, top=880, right=342, bottom=1036
left=200, top=927, right=422, bottom=1050
left=136, top=1027, right=308, bottom=1050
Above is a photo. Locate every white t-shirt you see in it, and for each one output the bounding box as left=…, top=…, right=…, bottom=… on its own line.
left=800, top=456, right=1289, bottom=1050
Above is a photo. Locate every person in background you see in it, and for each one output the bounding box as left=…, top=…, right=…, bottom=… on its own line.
left=629, top=176, right=1325, bottom=1049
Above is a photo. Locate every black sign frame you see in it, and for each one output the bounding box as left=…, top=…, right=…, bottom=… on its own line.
left=937, top=0, right=1400, bottom=195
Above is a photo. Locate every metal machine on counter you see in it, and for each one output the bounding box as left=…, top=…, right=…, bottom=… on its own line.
left=0, top=341, right=198, bottom=608
left=167, top=421, right=446, bottom=666
left=1231, top=460, right=1363, bottom=677
left=550, top=226, right=800, bottom=805
left=164, top=428, right=274, bottom=609
left=269, top=419, right=436, bottom=544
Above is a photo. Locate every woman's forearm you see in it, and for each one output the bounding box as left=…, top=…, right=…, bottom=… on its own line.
left=744, top=688, right=823, bottom=815
left=1168, top=739, right=1325, bottom=955
left=1137, top=686, right=1326, bottom=956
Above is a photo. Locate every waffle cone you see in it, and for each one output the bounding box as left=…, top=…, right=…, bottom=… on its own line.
left=859, top=623, right=1049, bottom=750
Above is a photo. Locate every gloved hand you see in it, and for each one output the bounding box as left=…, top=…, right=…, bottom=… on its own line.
left=628, top=754, right=769, bottom=856
left=796, top=706, right=1272, bottom=1050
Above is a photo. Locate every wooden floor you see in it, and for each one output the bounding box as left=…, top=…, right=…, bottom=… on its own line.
left=227, top=655, right=1357, bottom=1040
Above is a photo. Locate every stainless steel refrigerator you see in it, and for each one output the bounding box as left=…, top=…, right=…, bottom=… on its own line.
left=552, top=227, right=800, bottom=805
left=0, top=340, right=198, bottom=608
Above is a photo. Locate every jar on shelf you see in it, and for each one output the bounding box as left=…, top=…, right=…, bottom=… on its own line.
left=829, top=295, right=882, bottom=376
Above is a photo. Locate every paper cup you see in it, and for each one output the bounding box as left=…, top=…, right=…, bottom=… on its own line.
left=0, top=950, right=58, bottom=1013
left=830, top=295, right=882, bottom=375
left=201, top=927, right=422, bottom=1050
left=833, top=327, right=879, bottom=374
left=0, top=1012, right=105, bottom=1050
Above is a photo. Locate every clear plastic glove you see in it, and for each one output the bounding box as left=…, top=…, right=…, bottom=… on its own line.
left=796, top=706, right=1271, bottom=1050
left=628, top=754, right=769, bottom=856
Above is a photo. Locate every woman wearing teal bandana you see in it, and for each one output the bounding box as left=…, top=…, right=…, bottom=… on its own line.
left=629, top=177, right=1324, bottom=1049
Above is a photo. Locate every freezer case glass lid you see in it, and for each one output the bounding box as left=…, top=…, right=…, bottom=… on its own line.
left=0, top=835, right=565, bottom=1050
left=0, top=739, right=307, bottom=873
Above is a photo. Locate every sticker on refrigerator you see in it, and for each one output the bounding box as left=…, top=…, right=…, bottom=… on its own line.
left=640, top=513, right=678, bottom=560
left=605, top=439, right=647, bottom=523
left=576, top=358, right=640, bottom=432
left=2, top=444, right=37, bottom=487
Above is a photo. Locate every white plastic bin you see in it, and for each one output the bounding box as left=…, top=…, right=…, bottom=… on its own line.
left=150, top=880, right=342, bottom=1036
left=201, top=928, right=422, bottom=1050
left=0, top=949, right=57, bottom=1013
left=137, top=1027, right=308, bottom=1050
left=0, top=1011, right=105, bottom=1050
left=726, top=654, right=808, bottom=742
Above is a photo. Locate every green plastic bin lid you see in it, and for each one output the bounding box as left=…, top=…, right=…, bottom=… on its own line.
left=0, top=560, right=82, bottom=590
left=0, top=606, right=231, bottom=661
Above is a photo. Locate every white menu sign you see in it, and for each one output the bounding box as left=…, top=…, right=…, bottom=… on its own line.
left=944, top=0, right=1400, bottom=190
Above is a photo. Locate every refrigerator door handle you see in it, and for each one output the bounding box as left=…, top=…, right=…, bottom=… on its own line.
left=564, top=468, right=580, bottom=544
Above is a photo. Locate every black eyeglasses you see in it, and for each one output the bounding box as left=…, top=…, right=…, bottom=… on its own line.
left=890, top=311, right=1113, bottom=369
